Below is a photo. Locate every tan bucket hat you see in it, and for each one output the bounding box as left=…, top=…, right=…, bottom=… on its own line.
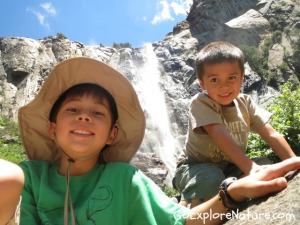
left=18, top=57, right=146, bottom=164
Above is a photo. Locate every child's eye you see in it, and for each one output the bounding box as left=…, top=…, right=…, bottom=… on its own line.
left=210, top=78, right=218, bottom=83
left=228, top=76, right=237, bottom=80
left=93, top=111, right=104, bottom=116
left=67, top=108, right=78, bottom=113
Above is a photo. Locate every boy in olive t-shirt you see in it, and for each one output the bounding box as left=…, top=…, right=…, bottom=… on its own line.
left=172, top=41, right=296, bottom=208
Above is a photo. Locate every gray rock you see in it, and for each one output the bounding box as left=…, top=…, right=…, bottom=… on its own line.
left=225, top=171, right=300, bottom=224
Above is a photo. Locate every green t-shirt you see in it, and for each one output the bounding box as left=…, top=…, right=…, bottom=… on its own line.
left=19, top=161, right=188, bottom=225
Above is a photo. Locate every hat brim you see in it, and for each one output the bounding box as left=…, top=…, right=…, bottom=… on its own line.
left=18, top=57, right=146, bottom=164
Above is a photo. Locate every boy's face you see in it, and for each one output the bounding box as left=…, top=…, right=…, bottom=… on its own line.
left=199, top=61, right=244, bottom=107
left=49, top=94, right=117, bottom=160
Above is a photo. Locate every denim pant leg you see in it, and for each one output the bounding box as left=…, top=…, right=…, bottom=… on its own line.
left=173, top=162, right=225, bottom=202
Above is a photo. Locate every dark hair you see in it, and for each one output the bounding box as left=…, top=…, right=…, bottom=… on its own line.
left=49, top=83, right=118, bottom=128
left=196, top=41, right=245, bottom=80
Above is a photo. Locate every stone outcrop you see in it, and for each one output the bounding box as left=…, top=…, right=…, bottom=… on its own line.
left=225, top=170, right=300, bottom=224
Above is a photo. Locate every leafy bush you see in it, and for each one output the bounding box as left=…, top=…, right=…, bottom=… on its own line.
left=57, top=32, right=67, bottom=40
left=0, top=117, right=26, bottom=164
left=240, top=45, right=268, bottom=78
left=0, top=140, right=26, bottom=164
left=0, top=117, right=20, bottom=137
left=163, top=186, right=179, bottom=198
left=247, top=82, right=300, bottom=161
left=269, top=18, right=279, bottom=31
left=112, top=42, right=132, bottom=49
left=271, top=30, right=283, bottom=44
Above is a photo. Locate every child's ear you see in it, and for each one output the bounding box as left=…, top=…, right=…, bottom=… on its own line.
left=198, top=78, right=205, bottom=90
left=106, top=127, right=118, bottom=145
left=48, top=122, right=56, bottom=139
left=241, top=72, right=245, bottom=80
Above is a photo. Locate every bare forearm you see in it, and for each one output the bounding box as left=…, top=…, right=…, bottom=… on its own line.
left=205, top=124, right=254, bottom=174
left=185, top=196, right=229, bottom=225
left=0, top=159, right=24, bottom=224
left=258, top=124, right=296, bottom=160
left=267, top=131, right=296, bottom=160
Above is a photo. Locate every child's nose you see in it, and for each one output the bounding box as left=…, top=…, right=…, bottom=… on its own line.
left=76, top=113, right=91, bottom=122
left=219, top=81, right=229, bottom=89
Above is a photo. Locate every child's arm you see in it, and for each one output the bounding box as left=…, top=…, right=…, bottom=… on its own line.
left=185, top=157, right=300, bottom=225
left=257, top=123, right=296, bottom=160
left=0, top=159, right=24, bottom=224
left=204, top=123, right=259, bottom=175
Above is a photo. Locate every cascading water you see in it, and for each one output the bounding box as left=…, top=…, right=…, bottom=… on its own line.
left=135, top=43, right=179, bottom=185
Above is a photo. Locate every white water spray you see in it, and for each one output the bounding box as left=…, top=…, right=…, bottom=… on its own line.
left=136, top=43, right=178, bottom=184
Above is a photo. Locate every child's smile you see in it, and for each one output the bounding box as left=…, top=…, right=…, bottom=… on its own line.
left=50, top=94, right=116, bottom=161
left=199, top=61, right=244, bottom=107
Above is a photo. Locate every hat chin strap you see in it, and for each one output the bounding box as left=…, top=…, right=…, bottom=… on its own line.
left=64, top=159, right=75, bottom=225
left=52, top=135, right=102, bottom=225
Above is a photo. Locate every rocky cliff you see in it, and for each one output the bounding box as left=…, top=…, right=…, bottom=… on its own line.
left=0, top=0, right=299, bottom=186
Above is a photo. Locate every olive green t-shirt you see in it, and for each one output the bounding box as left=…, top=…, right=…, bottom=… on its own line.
left=19, top=161, right=188, bottom=225
left=185, top=93, right=271, bottom=163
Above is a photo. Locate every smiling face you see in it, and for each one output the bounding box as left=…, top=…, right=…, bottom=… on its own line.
left=199, top=61, right=244, bottom=107
left=49, top=83, right=118, bottom=163
left=50, top=93, right=117, bottom=161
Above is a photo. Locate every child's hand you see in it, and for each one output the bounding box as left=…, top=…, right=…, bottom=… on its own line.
left=249, top=164, right=270, bottom=175
left=227, top=157, right=300, bottom=202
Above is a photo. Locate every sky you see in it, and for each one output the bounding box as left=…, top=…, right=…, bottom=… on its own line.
left=0, top=0, right=192, bottom=48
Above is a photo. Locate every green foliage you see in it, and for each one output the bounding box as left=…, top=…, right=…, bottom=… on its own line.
left=0, top=140, right=26, bottom=164
left=279, top=62, right=288, bottom=72
left=0, top=117, right=20, bottom=137
left=240, top=45, right=268, bottom=78
left=0, top=117, right=26, bottom=164
left=112, top=42, right=132, bottom=49
left=284, top=27, right=291, bottom=36
left=38, top=46, right=44, bottom=54
left=263, top=36, right=273, bottom=48
left=271, top=30, right=283, bottom=44
left=269, top=18, right=280, bottom=31
left=247, top=82, right=300, bottom=161
left=290, top=28, right=300, bottom=52
left=163, top=186, right=180, bottom=198
left=56, top=32, right=67, bottom=40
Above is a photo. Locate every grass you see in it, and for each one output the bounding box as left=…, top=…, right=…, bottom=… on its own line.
left=0, top=117, right=27, bottom=164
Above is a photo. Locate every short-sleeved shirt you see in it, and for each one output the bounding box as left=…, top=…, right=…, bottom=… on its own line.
left=19, top=161, right=189, bottom=225
left=184, top=93, right=271, bottom=163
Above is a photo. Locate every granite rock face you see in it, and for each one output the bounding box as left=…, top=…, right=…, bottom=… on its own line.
left=224, top=170, right=300, bottom=225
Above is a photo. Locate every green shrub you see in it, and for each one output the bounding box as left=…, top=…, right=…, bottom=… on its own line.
left=271, top=30, right=283, bottom=44
left=0, top=140, right=26, bottom=164
left=112, top=42, right=132, bottom=49
left=240, top=45, right=261, bottom=70
left=38, top=47, right=44, bottom=54
left=246, top=82, right=300, bottom=161
left=0, top=117, right=26, bottom=164
left=57, top=32, right=67, bottom=40
left=240, top=45, right=269, bottom=79
left=279, top=62, right=289, bottom=72
left=163, top=186, right=179, bottom=198
left=0, top=117, right=20, bottom=137
left=269, top=18, right=279, bottom=31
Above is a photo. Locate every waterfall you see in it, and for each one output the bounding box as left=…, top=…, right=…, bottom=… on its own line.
left=136, top=43, right=178, bottom=185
